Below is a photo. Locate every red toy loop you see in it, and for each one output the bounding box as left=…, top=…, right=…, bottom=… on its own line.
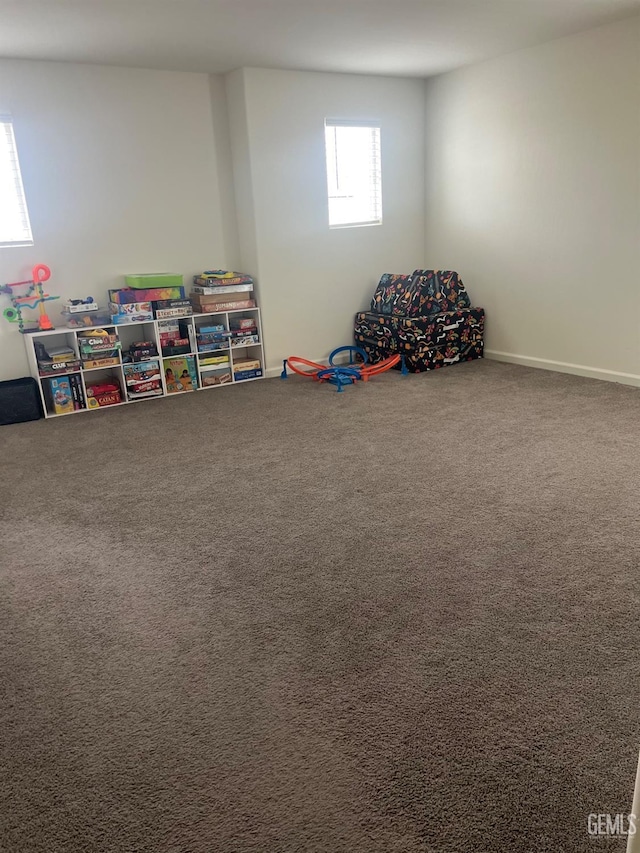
left=32, top=264, right=51, bottom=284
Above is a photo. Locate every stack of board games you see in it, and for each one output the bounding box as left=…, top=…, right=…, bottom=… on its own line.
left=190, top=270, right=256, bottom=314
left=196, top=323, right=230, bottom=353
left=109, top=279, right=185, bottom=305
left=109, top=274, right=186, bottom=325
left=199, top=344, right=232, bottom=385
left=34, top=342, right=81, bottom=376
left=77, top=329, right=121, bottom=369
left=229, top=316, right=259, bottom=347
left=45, top=375, right=86, bottom=413
left=122, top=361, right=163, bottom=399
left=158, top=319, right=192, bottom=356
left=233, top=357, right=262, bottom=381
left=123, top=340, right=159, bottom=363
left=163, top=356, right=198, bottom=393
left=85, top=381, right=122, bottom=409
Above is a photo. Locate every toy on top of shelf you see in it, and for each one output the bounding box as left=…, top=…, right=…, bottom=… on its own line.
left=62, top=296, right=111, bottom=328
left=64, top=297, right=98, bottom=314
left=196, top=270, right=253, bottom=284
left=280, top=346, right=406, bottom=392
left=1, top=264, right=59, bottom=333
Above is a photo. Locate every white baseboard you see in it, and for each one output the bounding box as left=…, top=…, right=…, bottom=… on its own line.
left=265, top=364, right=286, bottom=379
left=485, top=350, right=640, bottom=388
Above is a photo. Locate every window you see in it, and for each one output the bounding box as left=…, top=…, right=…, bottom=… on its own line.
left=325, top=119, right=382, bottom=228
left=0, top=118, right=33, bottom=247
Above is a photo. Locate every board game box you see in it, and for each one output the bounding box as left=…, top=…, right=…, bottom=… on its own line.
left=163, top=356, right=198, bottom=393
left=46, top=376, right=75, bottom=414
left=123, top=360, right=163, bottom=397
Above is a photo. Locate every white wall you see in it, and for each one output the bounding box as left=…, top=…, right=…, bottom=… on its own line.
left=424, top=16, right=640, bottom=384
left=226, top=67, right=426, bottom=372
left=0, top=60, right=237, bottom=380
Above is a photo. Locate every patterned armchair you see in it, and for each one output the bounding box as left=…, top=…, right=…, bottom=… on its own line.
left=354, top=270, right=484, bottom=373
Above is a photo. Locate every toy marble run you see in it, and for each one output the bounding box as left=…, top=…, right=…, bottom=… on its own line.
left=281, top=345, right=406, bottom=392
left=1, top=264, right=59, bottom=333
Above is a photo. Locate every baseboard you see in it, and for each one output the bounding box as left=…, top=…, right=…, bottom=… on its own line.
left=265, top=364, right=285, bottom=379
left=485, top=350, right=640, bottom=388
left=265, top=354, right=354, bottom=380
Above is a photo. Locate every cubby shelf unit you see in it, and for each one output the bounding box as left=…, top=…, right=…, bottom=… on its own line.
left=24, top=307, right=265, bottom=418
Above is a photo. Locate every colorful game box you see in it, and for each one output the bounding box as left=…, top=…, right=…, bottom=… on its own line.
left=123, top=360, right=163, bottom=398
left=46, top=376, right=75, bottom=414
left=201, top=369, right=232, bottom=386
left=163, top=356, right=198, bottom=393
left=110, top=301, right=154, bottom=324
left=86, top=382, right=122, bottom=408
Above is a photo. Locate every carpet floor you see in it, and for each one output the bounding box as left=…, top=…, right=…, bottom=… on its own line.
left=1, top=359, right=639, bottom=853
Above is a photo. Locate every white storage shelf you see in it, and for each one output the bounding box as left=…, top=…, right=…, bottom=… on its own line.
left=24, top=308, right=265, bottom=418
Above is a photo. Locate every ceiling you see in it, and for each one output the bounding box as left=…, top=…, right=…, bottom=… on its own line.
left=1, top=0, right=639, bottom=78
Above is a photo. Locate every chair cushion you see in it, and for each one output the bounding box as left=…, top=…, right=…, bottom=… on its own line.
left=370, top=273, right=441, bottom=318
left=370, top=270, right=471, bottom=318
left=411, top=270, right=471, bottom=313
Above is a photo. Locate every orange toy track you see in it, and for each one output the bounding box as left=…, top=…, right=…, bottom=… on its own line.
left=285, top=356, right=327, bottom=378
left=359, top=354, right=401, bottom=378
left=281, top=348, right=404, bottom=390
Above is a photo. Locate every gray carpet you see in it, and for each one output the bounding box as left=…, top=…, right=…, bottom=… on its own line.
left=1, top=359, right=638, bottom=853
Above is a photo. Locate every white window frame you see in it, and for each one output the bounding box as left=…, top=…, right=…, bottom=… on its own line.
left=324, top=119, right=382, bottom=229
left=0, top=117, right=34, bottom=248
